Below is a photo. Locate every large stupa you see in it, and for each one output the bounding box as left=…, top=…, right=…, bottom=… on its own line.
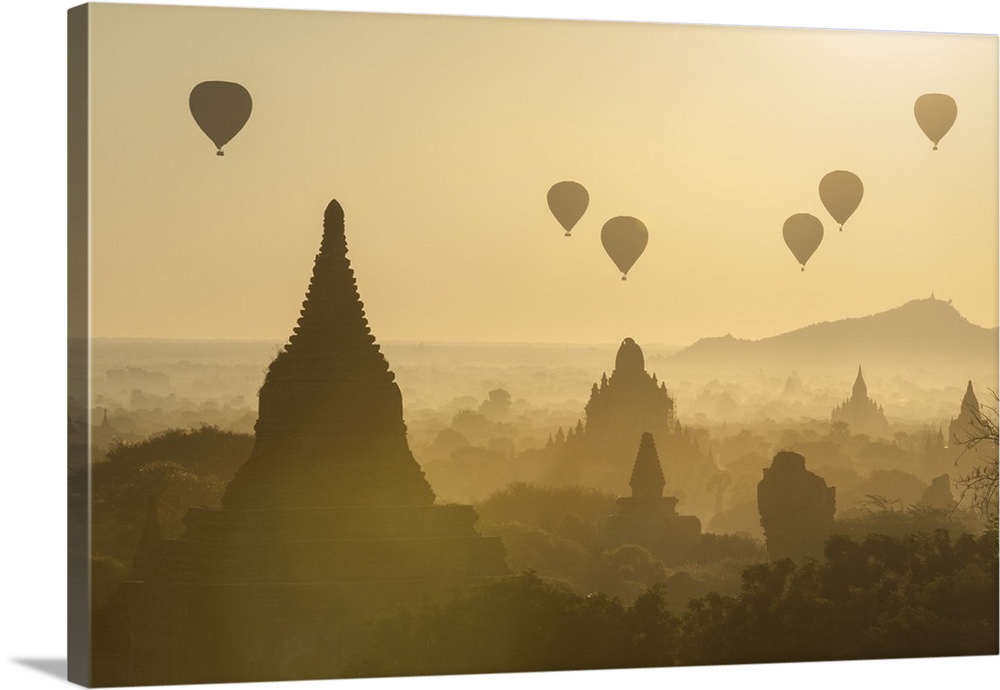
left=222, top=199, right=436, bottom=509
left=93, top=199, right=507, bottom=686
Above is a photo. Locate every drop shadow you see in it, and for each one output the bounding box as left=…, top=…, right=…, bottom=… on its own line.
left=11, top=658, right=67, bottom=680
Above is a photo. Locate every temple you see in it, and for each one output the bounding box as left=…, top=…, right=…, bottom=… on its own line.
left=93, top=199, right=508, bottom=685
left=549, top=338, right=717, bottom=517
left=599, top=432, right=701, bottom=562
left=948, top=380, right=982, bottom=447
left=757, top=451, right=836, bottom=561
left=831, top=366, right=890, bottom=438
left=222, top=199, right=436, bottom=509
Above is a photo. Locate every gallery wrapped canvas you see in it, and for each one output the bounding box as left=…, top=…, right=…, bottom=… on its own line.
left=67, top=2, right=998, bottom=687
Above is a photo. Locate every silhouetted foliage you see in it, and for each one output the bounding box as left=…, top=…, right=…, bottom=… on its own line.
left=347, top=529, right=996, bottom=674
left=676, top=529, right=997, bottom=664
left=475, top=481, right=617, bottom=533
left=90, top=426, right=253, bottom=562
left=834, top=498, right=979, bottom=541
left=587, top=544, right=666, bottom=599
left=687, top=532, right=767, bottom=565
left=479, top=388, right=512, bottom=419
left=101, top=425, right=253, bottom=480
left=955, top=389, right=999, bottom=532
left=474, top=482, right=765, bottom=599
left=347, top=572, right=678, bottom=676
left=451, top=409, right=493, bottom=439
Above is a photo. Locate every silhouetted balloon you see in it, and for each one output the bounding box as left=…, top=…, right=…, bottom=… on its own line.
left=914, top=94, right=957, bottom=150
left=601, top=216, right=648, bottom=280
left=819, top=171, right=864, bottom=231
left=547, top=181, right=589, bottom=237
left=189, top=81, right=253, bottom=156
left=783, top=213, right=823, bottom=271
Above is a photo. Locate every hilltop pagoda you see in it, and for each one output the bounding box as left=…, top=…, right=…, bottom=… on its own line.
left=94, top=199, right=507, bottom=686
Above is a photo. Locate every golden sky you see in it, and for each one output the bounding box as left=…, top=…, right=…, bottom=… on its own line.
left=87, top=2, right=999, bottom=345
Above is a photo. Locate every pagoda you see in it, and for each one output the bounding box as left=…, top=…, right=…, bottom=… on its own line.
left=93, top=199, right=507, bottom=686
left=222, top=199, right=436, bottom=509
left=948, top=380, right=982, bottom=447
left=599, top=432, right=701, bottom=562
left=831, top=366, right=890, bottom=438
left=549, top=338, right=717, bottom=518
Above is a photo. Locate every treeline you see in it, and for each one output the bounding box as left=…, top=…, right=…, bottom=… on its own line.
left=76, top=426, right=254, bottom=604
left=345, top=529, right=998, bottom=676
left=473, top=482, right=765, bottom=603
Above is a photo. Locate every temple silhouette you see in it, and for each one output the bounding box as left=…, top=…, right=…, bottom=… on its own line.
left=949, top=380, right=983, bottom=447
left=93, top=199, right=507, bottom=685
left=757, top=451, right=836, bottom=562
left=598, top=432, right=702, bottom=562
left=946, top=379, right=998, bottom=477
left=547, top=338, right=718, bottom=517
left=830, top=366, right=890, bottom=438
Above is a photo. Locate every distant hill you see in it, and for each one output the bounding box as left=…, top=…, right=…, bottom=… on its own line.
left=671, top=296, right=998, bottom=370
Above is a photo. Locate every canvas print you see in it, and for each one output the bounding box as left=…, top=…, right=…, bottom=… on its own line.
left=67, top=3, right=999, bottom=687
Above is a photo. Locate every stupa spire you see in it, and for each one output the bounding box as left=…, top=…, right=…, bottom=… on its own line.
left=852, top=365, right=867, bottom=401
left=223, top=199, right=435, bottom=509
left=283, top=200, right=380, bottom=359
left=961, top=380, right=980, bottom=415
left=629, top=432, right=665, bottom=500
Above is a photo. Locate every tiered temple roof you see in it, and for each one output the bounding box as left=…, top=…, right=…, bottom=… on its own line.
left=223, top=200, right=435, bottom=509
left=582, top=338, right=676, bottom=449
left=831, top=366, right=890, bottom=438
left=599, top=432, right=701, bottom=561
left=629, top=432, right=666, bottom=500
left=550, top=338, right=716, bottom=517
left=949, top=380, right=982, bottom=447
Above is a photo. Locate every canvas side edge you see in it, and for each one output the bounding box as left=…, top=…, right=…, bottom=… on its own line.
left=68, top=3, right=91, bottom=687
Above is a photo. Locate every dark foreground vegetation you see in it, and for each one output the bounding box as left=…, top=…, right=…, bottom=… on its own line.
left=84, top=423, right=998, bottom=675
left=347, top=530, right=997, bottom=676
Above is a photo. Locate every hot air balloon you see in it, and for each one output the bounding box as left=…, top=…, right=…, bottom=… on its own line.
left=189, top=81, right=253, bottom=156
left=914, top=93, right=957, bottom=150
left=601, top=216, right=648, bottom=280
left=547, top=181, right=589, bottom=237
left=783, top=213, right=823, bottom=271
left=819, top=170, right=864, bottom=231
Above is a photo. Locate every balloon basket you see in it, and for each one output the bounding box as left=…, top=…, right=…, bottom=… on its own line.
left=564, top=232, right=571, bottom=237
left=621, top=276, right=627, bottom=281
left=216, top=150, right=225, bottom=156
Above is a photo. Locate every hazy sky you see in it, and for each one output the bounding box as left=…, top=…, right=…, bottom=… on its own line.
left=87, top=3, right=999, bottom=345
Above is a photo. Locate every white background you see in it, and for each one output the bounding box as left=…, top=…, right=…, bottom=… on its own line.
left=1, top=1, right=997, bottom=689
